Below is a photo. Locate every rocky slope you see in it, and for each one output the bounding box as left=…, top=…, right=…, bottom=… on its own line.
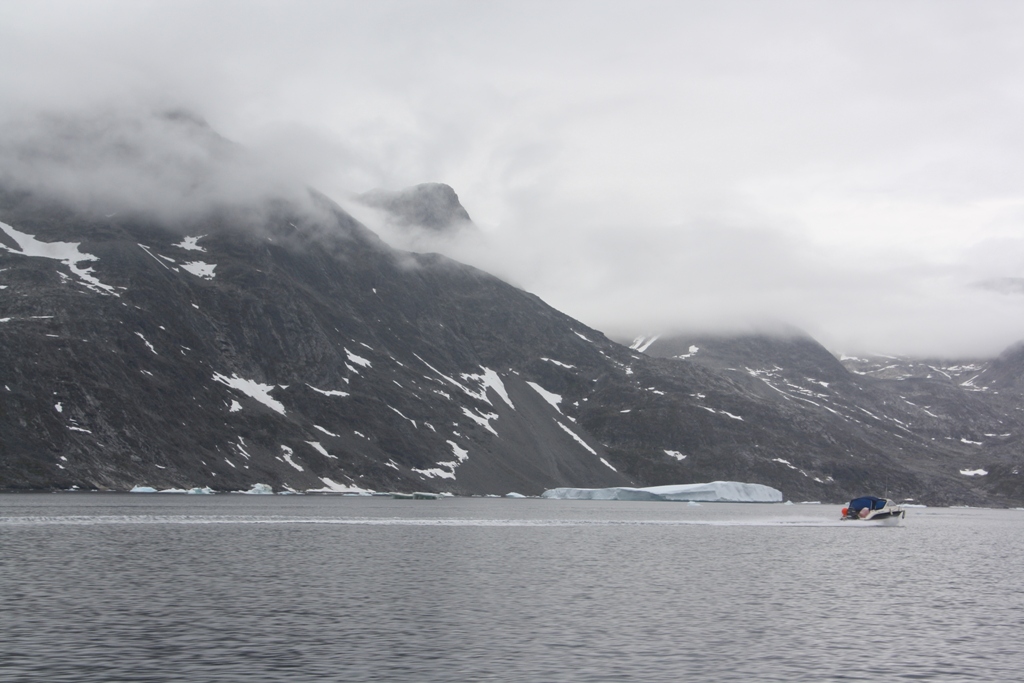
left=631, top=333, right=1024, bottom=505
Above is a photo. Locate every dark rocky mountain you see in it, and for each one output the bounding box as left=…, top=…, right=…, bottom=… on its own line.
left=0, top=188, right=638, bottom=496
left=630, top=332, right=1024, bottom=505
left=357, top=183, right=472, bottom=233
left=2, top=116, right=1023, bottom=504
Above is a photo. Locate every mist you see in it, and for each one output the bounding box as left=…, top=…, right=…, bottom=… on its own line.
left=3, top=1, right=1024, bottom=357
left=0, top=107, right=313, bottom=224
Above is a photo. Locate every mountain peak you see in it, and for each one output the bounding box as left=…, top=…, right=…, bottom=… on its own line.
left=358, top=183, right=472, bottom=232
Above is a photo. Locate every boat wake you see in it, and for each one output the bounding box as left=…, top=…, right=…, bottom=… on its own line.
left=0, top=515, right=898, bottom=528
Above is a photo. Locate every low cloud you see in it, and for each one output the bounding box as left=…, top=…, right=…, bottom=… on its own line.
left=0, top=107, right=308, bottom=224
left=4, top=2, right=1024, bottom=357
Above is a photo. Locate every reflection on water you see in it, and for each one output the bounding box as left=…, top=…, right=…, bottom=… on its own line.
left=2, top=495, right=1021, bottom=682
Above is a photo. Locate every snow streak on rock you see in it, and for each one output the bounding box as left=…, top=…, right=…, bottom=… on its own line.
left=308, top=384, right=349, bottom=397
left=281, top=445, right=303, bottom=472
left=556, top=421, right=596, bottom=455
left=630, top=335, right=659, bottom=353
left=526, top=381, right=562, bottom=413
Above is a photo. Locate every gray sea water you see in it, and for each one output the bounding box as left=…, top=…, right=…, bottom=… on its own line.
left=2, top=494, right=1023, bottom=682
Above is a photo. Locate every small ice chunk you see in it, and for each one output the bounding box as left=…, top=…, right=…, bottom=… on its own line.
left=130, top=486, right=158, bottom=493
left=505, top=492, right=527, bottom=498
left=243, top=483, right=274, bottom=494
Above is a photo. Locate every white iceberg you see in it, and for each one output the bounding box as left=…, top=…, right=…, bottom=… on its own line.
left=505, top=492, right=526, bottom=498
left=541, top=481, right=783, bottom=503
left=129, top=485, right=158, bottom=493
left=243, top=483, right=274, bottom=495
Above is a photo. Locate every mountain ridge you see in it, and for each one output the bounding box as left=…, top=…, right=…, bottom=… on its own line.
left=2, top=115, right=1023, bottom=504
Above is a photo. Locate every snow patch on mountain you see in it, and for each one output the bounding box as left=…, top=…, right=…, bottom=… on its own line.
left=526, top=381, right=562, bottom=413
left=180, top=261, right=216, bottom=279
left=213, top=373, right=286, bottom=415
left=314, top=424, right=340, bottom=438
left=280, top=445, right=303, bottom=472
left=175, top=235, right=207, bottom=252
left=308, top=384, right=349, bottom=397
left=308, top=477, right=373, bottom=494
left=306, top=441, right=337, bottom=459
left=630, top=335, right=659, bottom=353
left=462, top=407, right=499, bottom=436
left=463, top=368, right=514, bottom=409
left=135, top=332, right=157, bottom=354
left=1, top=221, right=120, bottom=295
left=345, top=349, right=372, bottom=370
left=556, top=421, right=596, bottom=454
left=412, top=440, right=469, bottom=480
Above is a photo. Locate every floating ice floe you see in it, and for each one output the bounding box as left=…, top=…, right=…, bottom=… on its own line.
left=541, top=481, right=784, bottom=503
left=129, top=485, right=158, bottom=493
left=243, top=483, right=274, bottom=494
left=505, top=492, right=526, bottom=498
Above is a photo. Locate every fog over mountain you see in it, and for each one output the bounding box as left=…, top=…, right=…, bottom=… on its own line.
left=3, top=1, right=1024, bottom=356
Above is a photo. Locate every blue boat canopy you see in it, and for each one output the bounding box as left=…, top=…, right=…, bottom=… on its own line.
left=848, top=496, right=888, bottom=511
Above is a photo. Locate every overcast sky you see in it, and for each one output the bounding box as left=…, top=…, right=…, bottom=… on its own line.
left=3, top=0, right=1024, bottom=357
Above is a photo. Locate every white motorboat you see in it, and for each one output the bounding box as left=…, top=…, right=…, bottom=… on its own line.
left=841, top=496, right=905, bottom=522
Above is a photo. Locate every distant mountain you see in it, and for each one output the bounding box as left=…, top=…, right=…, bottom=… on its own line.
left=627, top=331, right=1024, bottom=505
left=357, top=183, right=472, bottom=232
